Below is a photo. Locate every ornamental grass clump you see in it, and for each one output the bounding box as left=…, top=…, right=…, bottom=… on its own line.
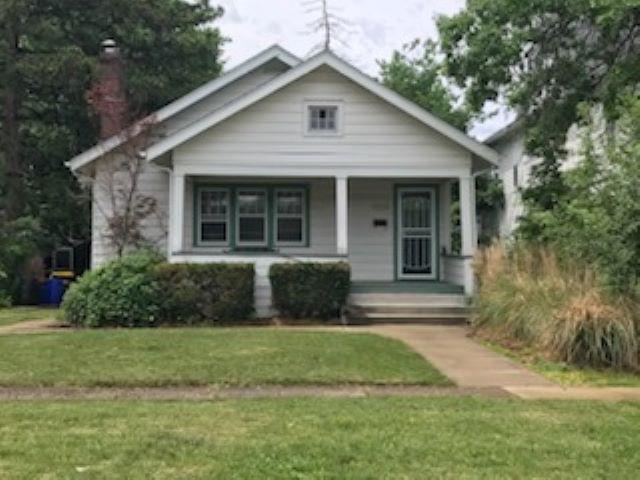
left=473, top=242, right=639, bottom=370
left=545, top=292, right=637, bottom=369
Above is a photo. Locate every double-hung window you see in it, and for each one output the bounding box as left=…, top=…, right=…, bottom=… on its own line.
left=275, top=188, right=306, bottom=245
left=196, top=185, right=308, bottom=249
left=198, top=188, right=230, bottom=245
left=236, top=189, right=268, bottom=247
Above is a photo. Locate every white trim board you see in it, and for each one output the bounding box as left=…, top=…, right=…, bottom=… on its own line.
left=145, top=50, right=500, bottom=166
left=66, top=45, right=300, bottom=172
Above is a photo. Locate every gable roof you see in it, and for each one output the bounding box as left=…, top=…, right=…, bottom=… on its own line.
left=483, top=118, right=524, bottom=146
left=145, top=50, right=499, bottom=165
left=68, top=46, right=500, bottom=171
left=66, top=45, right=300, bottom=171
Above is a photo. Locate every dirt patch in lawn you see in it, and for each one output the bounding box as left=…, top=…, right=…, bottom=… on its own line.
left=0, top=385, right=511, bottom=400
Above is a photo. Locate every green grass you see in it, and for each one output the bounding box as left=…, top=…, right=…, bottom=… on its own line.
left=0, top=397, right=639, bottom=478
left=0, top=328, right=449, bottom=387
left=0, top=306, right=58, bottom=327
left=483, top=339, right=640, bottom=387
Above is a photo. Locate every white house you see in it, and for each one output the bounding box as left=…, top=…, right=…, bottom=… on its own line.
left=67, top=44, right=500, bottom=317
left=485, top=107, right=608, bottom=237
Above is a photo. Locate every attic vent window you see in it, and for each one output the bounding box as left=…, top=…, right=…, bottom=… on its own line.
left=308, top=105, right=339, bottom=133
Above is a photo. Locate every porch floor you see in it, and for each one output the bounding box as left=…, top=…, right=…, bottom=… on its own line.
left=350, top=281, right=464, bottom=295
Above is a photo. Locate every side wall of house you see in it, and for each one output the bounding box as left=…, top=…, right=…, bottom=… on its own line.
left=491, top=132, right=536, bottom=237
left=91, top=154, right=169, bottom=267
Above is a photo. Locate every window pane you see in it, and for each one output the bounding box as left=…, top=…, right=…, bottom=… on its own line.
left=238, top=191, right=266, bottom=214
left=201, top=222, right=226, bottom=242
left=277, top=191, right=303, bottom=215
left=199, top=190, right=228, bottom=243
left=308, top=106, right=338, bottom=131
left=201, top=191, right=227, bottom=216
left=239, top=217, right=265, bottom=242
left=277, top=218, right=303, bottom=242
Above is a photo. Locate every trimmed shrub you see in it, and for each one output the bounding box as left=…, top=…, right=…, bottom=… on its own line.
left=154, top=263, right=254, bottom=324
left=269, top=262, right=350, bottom=320
left=473, top=242, right=639, bottom=370
left=62, top=250, right=163, bottom=328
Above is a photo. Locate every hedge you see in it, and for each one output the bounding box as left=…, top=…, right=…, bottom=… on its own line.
left=269, top=262, right=351, bottom=320
left=62, top=251, right=254, bottom=327
left=154, top=263, right=254, bottom=324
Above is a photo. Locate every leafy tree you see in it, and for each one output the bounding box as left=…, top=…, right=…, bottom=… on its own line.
left=438, top=0, right=640, bottom=158
left=437, top=0, right=639, bottom=232
left=0, top=0, right=226, bottom=245
left=379, top=39, right=470, bottom=130
left=525, top=93, right=640, bottom=295
left=0, top=0, right=225, bottom=303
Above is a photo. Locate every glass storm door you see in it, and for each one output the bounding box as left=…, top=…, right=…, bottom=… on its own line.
left=397, top=187, right=436, bottom=280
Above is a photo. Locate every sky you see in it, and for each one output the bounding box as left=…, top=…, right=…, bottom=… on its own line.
left=216, top=0, right=514, bottom=140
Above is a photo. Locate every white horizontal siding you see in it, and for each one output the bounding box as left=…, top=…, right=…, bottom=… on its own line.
left=159, top=61, right=289, bottom=139
left=348, top=179, right=394, bottom=281
left=173, top=65, right=472, bottom=174
left=442, top=256, right=467, bottom=287
left=91, top=155, right=169, bottom=267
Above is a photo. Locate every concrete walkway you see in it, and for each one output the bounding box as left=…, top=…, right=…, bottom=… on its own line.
left=351, top=324, right=640, bottom=401
left=359, top=324, right=554, bottom=388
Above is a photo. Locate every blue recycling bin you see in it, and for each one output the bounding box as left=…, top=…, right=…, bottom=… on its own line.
left=40, top=278, right=65, bottom=306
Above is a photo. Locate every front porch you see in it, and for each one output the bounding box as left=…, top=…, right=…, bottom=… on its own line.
left=168, top=174, right=477, bottom=317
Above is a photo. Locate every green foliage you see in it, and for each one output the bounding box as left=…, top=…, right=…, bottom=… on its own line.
left=62, top=249, right=163, bottom=328
left=0, top=217, right=45, bottom=303
left=438, top=0, right=640, bottom=158
left=269, top=262, right=351, bottom=320
left=154, top=263, right=254, bottom=324
left=473, top=243, right=638, bottom=370
left=0, top=0, right=226, bottom=247
left=518, top=94, right=640, bottom=295
left=63, top=253, right=256, bottom=327
left=379, top=39, right=472, bottom=130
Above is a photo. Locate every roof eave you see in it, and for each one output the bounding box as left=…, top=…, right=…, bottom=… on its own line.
left=66, top=45, right=300, bottom=172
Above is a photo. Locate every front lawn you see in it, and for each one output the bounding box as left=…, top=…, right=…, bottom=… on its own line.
left=484, top=339, right=640, bottom=387
left=0, top=306, right=58, bottom=327
left=0, top=328, right=449, bottom=387
left=0, top=397, right=639, bottom=478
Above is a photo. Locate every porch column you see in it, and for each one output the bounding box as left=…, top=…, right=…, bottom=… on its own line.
left=439, top=181, right=452, bottom=254
left=335, top=175, right=348, bottom=255
left=459, top=175, right=476, bottom=295
left=170, top=172, right=185, bottom=254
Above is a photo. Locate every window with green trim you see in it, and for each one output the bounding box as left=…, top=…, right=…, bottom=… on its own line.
left=275, top=188, right=306, bottom=246
left=197, top=188, right=230, bottom=245
left=195, top=185, right=309, bottom=249
left=236, top=188, right=268, bottom=247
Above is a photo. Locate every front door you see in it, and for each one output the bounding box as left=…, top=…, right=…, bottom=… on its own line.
left=397, top=187, right=437, bottom=280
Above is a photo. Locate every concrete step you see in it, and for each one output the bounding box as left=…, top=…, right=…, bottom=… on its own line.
left=349, top=293, right=468, bottom=306
left=348, top=303, right=469, bottom=314
left=345, top=304, right=470, bottom=325
left=345, top=311, right=468, bottom=325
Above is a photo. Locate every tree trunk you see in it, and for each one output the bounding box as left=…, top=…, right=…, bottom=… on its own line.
left=2, top=8, right=24, bottom=220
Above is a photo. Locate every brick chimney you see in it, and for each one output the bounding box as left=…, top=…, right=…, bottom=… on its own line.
left=89, top=39, right=127, bottom=139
